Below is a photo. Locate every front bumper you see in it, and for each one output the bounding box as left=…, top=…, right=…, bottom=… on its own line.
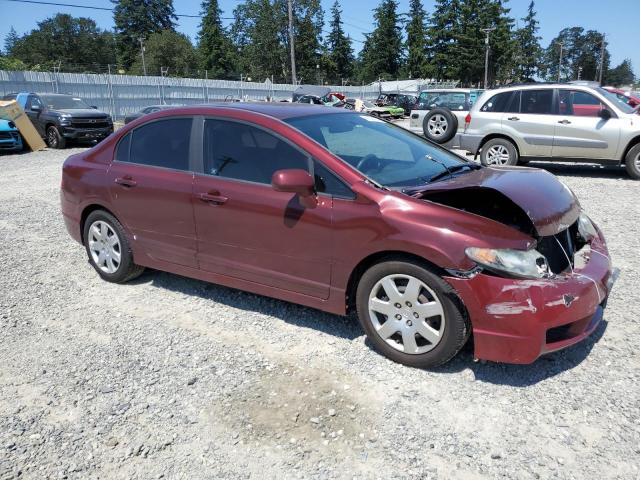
left=0, top=135, right=23, bottom=152
left=60, top=126, right=113, bottom=140
left=445, top=238, right=617, bottom=364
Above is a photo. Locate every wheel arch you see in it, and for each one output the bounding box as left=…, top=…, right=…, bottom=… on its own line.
left=478, top=133, right=522, bottom=158
left=621, top=135, right=640, bottom=164
left=79, top=203, right=120, bottom=245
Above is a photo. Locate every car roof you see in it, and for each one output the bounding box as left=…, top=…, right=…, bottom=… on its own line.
left=419, top=88, right=473, bottom=93
left=187, top=102, right=354, bottom=120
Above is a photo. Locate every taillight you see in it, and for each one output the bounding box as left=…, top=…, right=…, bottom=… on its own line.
left=464, top=113, right=472, bottom=129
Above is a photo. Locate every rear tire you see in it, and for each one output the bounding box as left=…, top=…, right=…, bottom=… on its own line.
left=46, top=125, right=66, bottom=149
left=480, top=138, right=518, bottom=166
left=624, top=143, right=640, bottom=180
left=355, top=260, right=468, bottom=368
left=83, top=210, right=144, bottom=283
left=423, top=108, right=458, bottom=144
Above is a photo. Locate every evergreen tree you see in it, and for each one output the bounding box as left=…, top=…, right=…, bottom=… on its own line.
left=112, top=0, right=177, bottom=71
left=130, top=29, right=197, bottom=77
left=514, top=1, right=541, bottom=81
left=359, top=0, right=402, bottom=82
left=198, top=0, right=235, bottom=79
left=405, top=0, right=428, bottom=79
left=427, top=0, right=462, bottom=80
left=290, top=0, right=324, bottom=84
left=4, top=27, right=19, bottom=55
left=324, top=1, right=354, bottom=84
left=607, top=59, right=635, bottom=87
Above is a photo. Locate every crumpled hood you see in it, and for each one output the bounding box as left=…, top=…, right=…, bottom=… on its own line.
left=415, top=166, right=580, bottom=237
left=55, top=109, right=110, bottom=119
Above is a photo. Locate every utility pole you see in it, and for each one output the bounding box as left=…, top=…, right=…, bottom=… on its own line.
left=482, top=27, right=495, bottom=89
left=558, top=42, right=564, bottom=82
left=287, top=0, right=297, bottom=85
left=138, top=37, right=147, bottom=76
left=598, top=34, right=606, bottom=84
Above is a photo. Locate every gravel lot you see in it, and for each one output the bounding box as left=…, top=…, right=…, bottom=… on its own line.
left=1, top=145, right=639, bottom=480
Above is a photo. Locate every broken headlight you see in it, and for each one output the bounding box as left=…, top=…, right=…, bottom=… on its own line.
left=577, top=213, right=598, bottom=242
left=465, top=247, right=551, bottom=279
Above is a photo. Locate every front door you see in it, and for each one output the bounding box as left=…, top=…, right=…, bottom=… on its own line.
left=192, top=118, right=333, bottom=299
left=552, top=89, right=621, bottom=160
left=25, top=95, right=45, bottom=137
left=106, top=117, right=198, bottom=268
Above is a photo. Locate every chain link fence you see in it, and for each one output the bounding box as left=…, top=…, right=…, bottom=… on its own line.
left=0, top=70, right=384, bottom=120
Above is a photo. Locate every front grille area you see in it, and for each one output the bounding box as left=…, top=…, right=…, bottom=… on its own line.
left=0, top=131, right=19, bottom=140
left=71, top=118, right=110, bottom=129
left=537, top=221, right=583, bottom=274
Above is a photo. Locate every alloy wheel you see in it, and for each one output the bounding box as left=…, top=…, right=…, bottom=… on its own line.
left=427, top=114, right=448, bottom=138
left=367, top=274, right=446, bottom=354
left=87, top=220, right=122, bottom=274
left=47, top=128, right=58, bottom=148
left=485, top=144, right=511, bottom=165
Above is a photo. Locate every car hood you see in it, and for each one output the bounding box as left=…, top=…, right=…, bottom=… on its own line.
left=0, top=119, right=17, bottom=131
left=54, top=109, right=110, bottom=118
left=413, top=166, right=580, bottom=237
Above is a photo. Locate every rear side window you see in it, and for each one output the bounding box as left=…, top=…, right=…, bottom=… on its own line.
left=313, top=160, right=354, bottom=199
left=520, top=89, right=554, bottom=115
left=480, top=92, right=513, bottom=112
left=203, top=119, right=309, bottom=184
left=128, top=118, right=192, bottom=170
left=115, top=133, right=130, bottom=162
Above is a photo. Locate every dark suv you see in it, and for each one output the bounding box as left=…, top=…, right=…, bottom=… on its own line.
left=2, top=92, right=113, bottom=148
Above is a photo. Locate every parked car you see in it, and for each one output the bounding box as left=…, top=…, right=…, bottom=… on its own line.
left=603, top=87, right=640, bottom=108
left=61, top=103, right=616, bottom=368
left=124, top=105, right=176, bottom=124
left=2, top=92, right=113, bottom=148
left=459, top=84, right=640, bottom=179
left=356, top=99, right=404, bottom=119
left=409, top=89, right=484, bottom=144
left=0, top=119, right=23, bottom=153
left=375, top=93, right=416, bottom=116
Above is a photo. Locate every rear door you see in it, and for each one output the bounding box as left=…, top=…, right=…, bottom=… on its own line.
left=501, top=89, right=555, bottom=157
left=106, top=117, right=198, bottom=268
left=552, top=89, right=620, bottom=160
left=192, top=117, right=334, bottom=299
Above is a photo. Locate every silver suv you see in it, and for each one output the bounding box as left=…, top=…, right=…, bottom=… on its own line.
left=459, top=84, right=640, bottom=179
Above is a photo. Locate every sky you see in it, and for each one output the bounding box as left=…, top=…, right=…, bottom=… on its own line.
left=1, top=0, right=638, bottom=76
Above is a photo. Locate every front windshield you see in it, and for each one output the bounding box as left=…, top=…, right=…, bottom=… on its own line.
left=597, top=88, right=635, bottom=114
left=41, top=95, right=90, bottom=110
left=286, top=113, right=469, bottom=188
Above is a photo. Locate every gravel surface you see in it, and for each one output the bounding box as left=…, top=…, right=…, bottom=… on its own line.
left=1, top=146, right=639, bottom=480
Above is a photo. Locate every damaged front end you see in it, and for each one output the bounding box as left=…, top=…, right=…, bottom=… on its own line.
left=411, top=167, right=617, bottom=363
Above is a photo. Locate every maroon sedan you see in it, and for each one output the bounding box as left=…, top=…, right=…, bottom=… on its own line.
left=60, top=104, right=617, bottom=367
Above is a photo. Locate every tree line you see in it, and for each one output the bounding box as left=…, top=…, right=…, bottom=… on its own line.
left=0, top=0, right=636, bottom=87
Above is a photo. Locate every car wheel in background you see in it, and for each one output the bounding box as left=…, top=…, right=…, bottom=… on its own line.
left=46, top=126, right=66, bottom=149
left=480, top=138, right=519, bottom=166
left=624, top=143, right=640, bottom=180
left=83, top=210, right=145, bottom=283
left=423, top=108, right=457, bottom=144
left=356, top=259, right=469, bottom=368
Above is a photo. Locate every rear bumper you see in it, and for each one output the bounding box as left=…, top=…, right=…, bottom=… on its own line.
left=445, top=238, right=616, bottom=364
left=458, top=133, right=484, bottom=155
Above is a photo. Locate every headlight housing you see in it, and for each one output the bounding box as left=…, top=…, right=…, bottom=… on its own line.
left=465, top=247, right=552, bottom=279
left=577, top=213, right=598, bottom=242
left=59, top=114, right=72, bottom=126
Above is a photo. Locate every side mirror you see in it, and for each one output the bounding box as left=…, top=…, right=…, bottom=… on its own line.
left=271, top=169, right=316, bottom=207
left=599, top=108, right=612, bottom=120
left=30, top=104, right=41, bottom=112
left=90, top=105, right=98, bottom=109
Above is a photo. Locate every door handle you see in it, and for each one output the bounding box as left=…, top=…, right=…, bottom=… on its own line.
left=507, top=116, right=520, bottom=121
left=114, top=176, right=137, bottom=188
left=558, top=119, right=571, bottom=125
left=198, top=192, right=228, bottom=205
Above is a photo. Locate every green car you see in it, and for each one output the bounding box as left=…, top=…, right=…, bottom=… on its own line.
left=361, top=101, right=405, bottom=119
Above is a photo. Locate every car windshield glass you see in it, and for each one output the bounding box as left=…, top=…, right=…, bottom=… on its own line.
left=40, top=95, right=90, bottom=109
left=596, top=88, right=635, bottom=114
left=286, top=113, right=468, bottom=188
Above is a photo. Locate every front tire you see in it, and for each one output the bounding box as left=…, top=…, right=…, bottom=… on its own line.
left=625, top=143, right=640, bottom=180
left=46, top=125, right=66, bottom=149
left=480, top=138, right=518, bottom=166
left=83, top=210, right=144, bottom=283
left=355, top=260, right=468, bottom=368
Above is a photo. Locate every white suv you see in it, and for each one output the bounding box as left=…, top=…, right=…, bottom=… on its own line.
left=459, top=84, right=640, bottom=179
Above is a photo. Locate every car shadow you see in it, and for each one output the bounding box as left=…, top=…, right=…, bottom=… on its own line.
left=133, top=269, right=608, bottom=386
left=525, top=161, right=628, bottom=179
